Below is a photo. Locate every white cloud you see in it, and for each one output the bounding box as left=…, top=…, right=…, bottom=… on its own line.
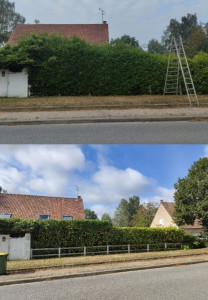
left=93, top=166, right=150, bottom=193
left=80, top=164, right=155, bottom=217
left=0, top=145, right=85, bottom=196
left=141, top=187, right=175, bottom=205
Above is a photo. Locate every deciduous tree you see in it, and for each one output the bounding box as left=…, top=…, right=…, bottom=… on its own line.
left=174, top=157, right=208, bottom=230
left=101, top=213, right=112, bottom=224
left=130, top=203, right=158, bottom=227
left=84, top=209, right=98, bottom=220
left=148, top=39, right=166, bottom=54
left=0, top=0, right=25, bottom=46
left=111, top=34, right=141, bottom=48
left=162, top=13, right=198, bottom=46
left=113, top=196, right=140, bottom=227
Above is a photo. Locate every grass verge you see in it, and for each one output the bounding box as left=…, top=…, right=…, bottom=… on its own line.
left=0, top=95, right=208, bottom=111
left=7, top=248, right=208, bottom=271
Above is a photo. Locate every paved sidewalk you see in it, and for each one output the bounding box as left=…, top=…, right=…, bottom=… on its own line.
left=1, top=107, right=208, bottom=125
left=1, top=254, right=208, bottom=286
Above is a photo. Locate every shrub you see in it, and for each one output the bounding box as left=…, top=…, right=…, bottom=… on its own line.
left=1, top=34, right=207, bottom=96
left=0, top=218, right=204, bottom=249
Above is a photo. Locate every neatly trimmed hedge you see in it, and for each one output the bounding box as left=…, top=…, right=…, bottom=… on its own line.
left=0, top=218, right=203, bottom=249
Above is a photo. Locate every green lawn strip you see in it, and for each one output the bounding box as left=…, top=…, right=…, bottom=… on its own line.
left=0, top=95, right=208, bottom=110
left=7, top=248, right=208, bottom=271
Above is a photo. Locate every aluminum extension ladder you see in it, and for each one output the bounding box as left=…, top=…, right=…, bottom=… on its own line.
left=164, top=36, right=199, bottom=106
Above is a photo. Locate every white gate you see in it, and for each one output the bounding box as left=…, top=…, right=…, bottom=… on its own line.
left=0, top=68, right=28, bottom=98
left=0, top=234, right=31, bottom=261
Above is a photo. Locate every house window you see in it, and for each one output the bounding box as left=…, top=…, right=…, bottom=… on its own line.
left=2, top=71, right=5, bottom=77
left=62, top=215, right=73, bottom=220
left=0, top=214, right=11, bottom=219
left=39, top=214, right=50, bottom=220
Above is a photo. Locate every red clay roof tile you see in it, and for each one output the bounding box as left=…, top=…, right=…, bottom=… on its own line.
left=8, top=24, right=109, bottom=45
left=0, top=193, right=85, bottom=220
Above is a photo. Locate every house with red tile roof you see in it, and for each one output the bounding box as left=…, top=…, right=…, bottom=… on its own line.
left=150, top=200, right=204, bottom=236
left=0, top=192, right=85, bottom=220
left=7, top=23, right=109, bottom=45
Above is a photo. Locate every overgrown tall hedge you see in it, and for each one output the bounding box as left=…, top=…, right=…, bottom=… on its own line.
left=0, top=218, right=203, bottom=248
left=0, top=34, right=166, bottom=96
left=0, top=34, right=207, bottom=95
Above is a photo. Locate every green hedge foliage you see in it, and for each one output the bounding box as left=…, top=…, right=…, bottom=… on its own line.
left=0, top=34, right=166, bottom=96
left=0, top=218, right=203, bottom=249
left=0, top=34, right=207, bottom=95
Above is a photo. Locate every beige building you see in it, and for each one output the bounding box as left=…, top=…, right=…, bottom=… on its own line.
left=151, top=200, right=204, bottom=236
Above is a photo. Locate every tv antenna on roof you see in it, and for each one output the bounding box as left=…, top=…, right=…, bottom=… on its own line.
left=99, top=8, right=106, bottom=23
left=75, top=185, right=80, bottom=198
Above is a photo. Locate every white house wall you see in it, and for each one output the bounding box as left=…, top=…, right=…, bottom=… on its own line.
left=0, top=69, right=28, bottom=98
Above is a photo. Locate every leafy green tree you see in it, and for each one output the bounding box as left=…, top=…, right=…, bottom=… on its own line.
left=84, top=209, right=98, bottom=220
left=127, top=196, right=140, bottom=217
left=113, top=196, right=140, bottom=227
left=161, top=13, right=208, bottom=57
left=101, top=213, right=112, bottom=224
left=185, top=26, right=208, bottom=56
left=0, top=0, right=25, bottom=46
left=148, top=39, right=166, bottom=54
left=174, top=157, right=208, bottom=230
left=162, top=13, right=198, bottom=46
left=111, top=34, right=140, bottom=48
left=130, top=203, right=158, bottom=227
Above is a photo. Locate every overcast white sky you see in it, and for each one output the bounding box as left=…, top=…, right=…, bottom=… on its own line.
left=14, top=0, right=208, bottom=46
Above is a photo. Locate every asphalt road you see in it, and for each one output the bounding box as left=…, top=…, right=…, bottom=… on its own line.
left=1, top=263, right=208, bottom=300
left=0, top=121, right=208, bottom=144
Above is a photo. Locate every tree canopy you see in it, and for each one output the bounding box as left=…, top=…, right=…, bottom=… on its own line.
left=111, top=34, right=141, bottom=48
left=0, top=0, right=25, bottom=46
left=147, top=13, right=208, bottom=57
left=148, top=39, right=166, bottom=54
left=174, top=157, right=208, bottom=230
left=113, top=196, right=140, bottom=227
left=101, top=213, right=112, bottom=224
left=130, top=202, right=158, bottom=227
left=162, top=13, right=198, bottom=46
left=84, top=209, right=98, bottom=220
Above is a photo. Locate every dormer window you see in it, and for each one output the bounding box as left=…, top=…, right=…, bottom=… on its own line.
left=62, top=215, right=73, bottom=220
left=0, top=213, right=11, bottom=218
left=39, top=214, right=50, bottom=220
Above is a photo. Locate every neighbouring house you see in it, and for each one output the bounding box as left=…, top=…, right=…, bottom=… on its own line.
left=0, top=68, right=29, bottom=98
left=150, top=200, right=204, bottom=236
left=0, top=191, right=85, bottom=220
left=7, top=23, right=109, bottom=45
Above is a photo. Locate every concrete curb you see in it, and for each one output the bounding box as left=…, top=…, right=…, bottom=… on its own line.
left=7, top=252, right=208, bottom=275
left=1, top=259, right=208, bottom=287
left=1, top=116, right=208, bottom=126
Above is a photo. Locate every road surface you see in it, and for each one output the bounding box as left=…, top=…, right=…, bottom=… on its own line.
left=1, top=263, right=208, bottom=300
left=0, top=121, right=208, bottom=144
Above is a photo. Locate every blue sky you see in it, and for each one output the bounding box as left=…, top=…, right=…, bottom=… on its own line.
left=14, top=0, right=208, bottom=46
left=0, top=144, right=207, bottom=218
